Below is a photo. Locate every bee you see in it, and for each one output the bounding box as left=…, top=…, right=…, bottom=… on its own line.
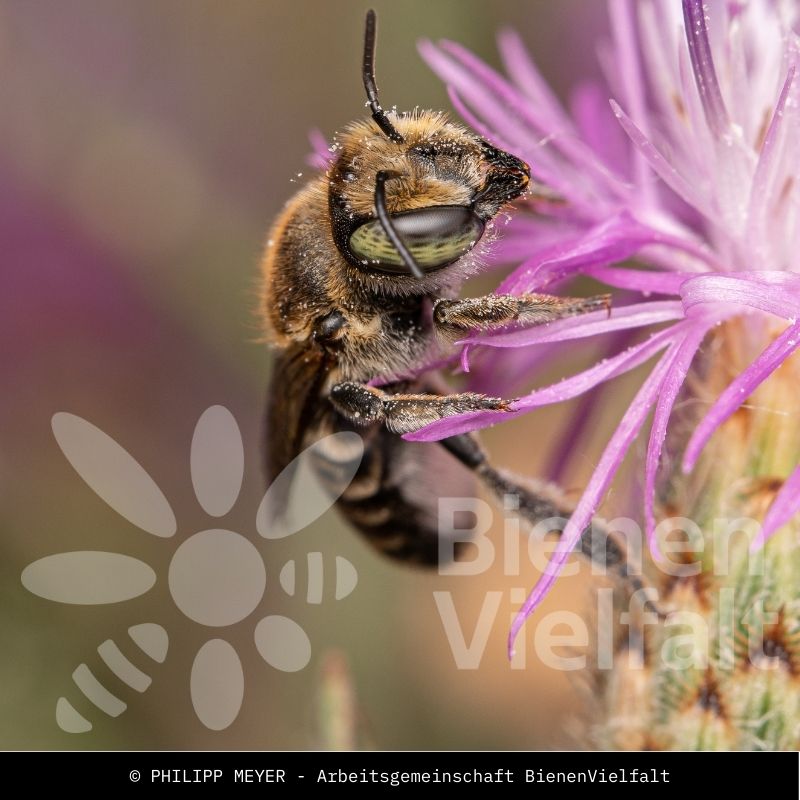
left=261, top=10, right=637, bottom=584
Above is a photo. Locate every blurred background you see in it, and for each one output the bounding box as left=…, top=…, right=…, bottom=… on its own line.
left=0, top=0, right=625, bottom=749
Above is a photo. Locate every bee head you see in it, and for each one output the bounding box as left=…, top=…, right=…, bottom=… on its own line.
left=328, top=10, right=530, bottom=279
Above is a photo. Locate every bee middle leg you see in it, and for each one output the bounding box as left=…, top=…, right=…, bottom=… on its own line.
left=329, top=382, right=652, bottom=599
left=327, top=384, right=660, bottom=610
left=329, top=382, right=512, bottom=434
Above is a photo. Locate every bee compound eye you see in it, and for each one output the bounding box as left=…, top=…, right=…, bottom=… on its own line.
left=348, top=205, right=485, bottom=274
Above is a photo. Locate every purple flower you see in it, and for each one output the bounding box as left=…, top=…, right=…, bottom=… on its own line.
left=414, top=0, right=800, bottom=654
left=307, top=129, right=335, bottom=171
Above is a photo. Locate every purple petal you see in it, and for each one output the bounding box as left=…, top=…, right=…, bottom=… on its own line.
left=681, top=272, right=800, bottom=319
left=421, top=38, right=632, bottom=213
left=638, top=1, right=691, bottom=153
left=490, top=217, right=583, bottom=263
left=404, top=323, right=685, bottom=442
left=682, top=320, right=800, bottom=472
left=437, top=40, right=631, bottom=201
left=582, top=265, right=691, bottom=294
left=499, top=211, right=655, bottom=294
left=401, top=407, right=511, bottom=441
left=498, top=325, right=681, bottom=414
left=497, top=28, right=573, bottom=132
left=544, top=329, right=636, bottom=483
left=306, top=129, right=332, bottom=171
left=419, top=41, right=550, bottom=156
left=544, top=383, right=602, bottom=484
left=465, top=342, right=567, bottom=396
left=644, top=321, right=716, bottom=557
left=446, top=87, right=519, bottom=162
left=500, top=209, right=715, bottom=296
left=746, top=68, right=796, bottom=246
left=445, top=85, right=608, bottom=224
left=508, top=343, right=679, bottom=657
left=444, top=86, right=588, bottom=225
left=682, top=0, right=730, bottom=138
left=608, top=0, right=652, bottom=198
left=754, top=464, right=800, bottom=549
left=640, top=231, right=725, bottom=272
left=610, top=100, right=719, bottom=221
left=420, top=43, right=587, bottom=206
left=676, top=31, right=717, bottom=173
left=460, top=344, right=472, bottom=373
left=570, top=81, right=631, bottom=179
left=461, top=300, right=684, bottom=348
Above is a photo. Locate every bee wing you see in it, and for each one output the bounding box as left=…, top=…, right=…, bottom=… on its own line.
left=264, top=345, right=368, bottom=539
left=264, top=343, right=329, bottom=483
left=258, top=431, right=364, bottom=540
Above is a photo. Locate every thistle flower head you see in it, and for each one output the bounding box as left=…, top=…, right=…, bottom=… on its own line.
left=413, top=0, right=800, bottom=654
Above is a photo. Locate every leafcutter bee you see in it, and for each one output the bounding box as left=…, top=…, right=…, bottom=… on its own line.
left=261, top=10, right=641, bottom=586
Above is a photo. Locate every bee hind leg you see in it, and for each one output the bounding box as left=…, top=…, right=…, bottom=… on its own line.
left=440, top=433, right=664, bottom=617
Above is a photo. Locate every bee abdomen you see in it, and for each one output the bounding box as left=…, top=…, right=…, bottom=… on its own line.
left=312, top=422, right=470, bottom=567
left=337, top=483, right=445, bottom=565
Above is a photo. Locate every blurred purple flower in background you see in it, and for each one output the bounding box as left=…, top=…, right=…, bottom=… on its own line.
left=412, top=0, right=800, bottom=653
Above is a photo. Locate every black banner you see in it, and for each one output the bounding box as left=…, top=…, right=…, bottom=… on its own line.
left=0, top=750, right=795, bottom=794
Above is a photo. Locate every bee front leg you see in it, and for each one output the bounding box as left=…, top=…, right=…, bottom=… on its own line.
left=433, top=292, right=610, bottom=339
left=329, top=382, right=511, bottom=434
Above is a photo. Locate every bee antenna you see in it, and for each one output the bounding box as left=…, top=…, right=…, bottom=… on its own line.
left=374, top=171, right=424, bottom=278
left=363, top=10, right=404, bottom=144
